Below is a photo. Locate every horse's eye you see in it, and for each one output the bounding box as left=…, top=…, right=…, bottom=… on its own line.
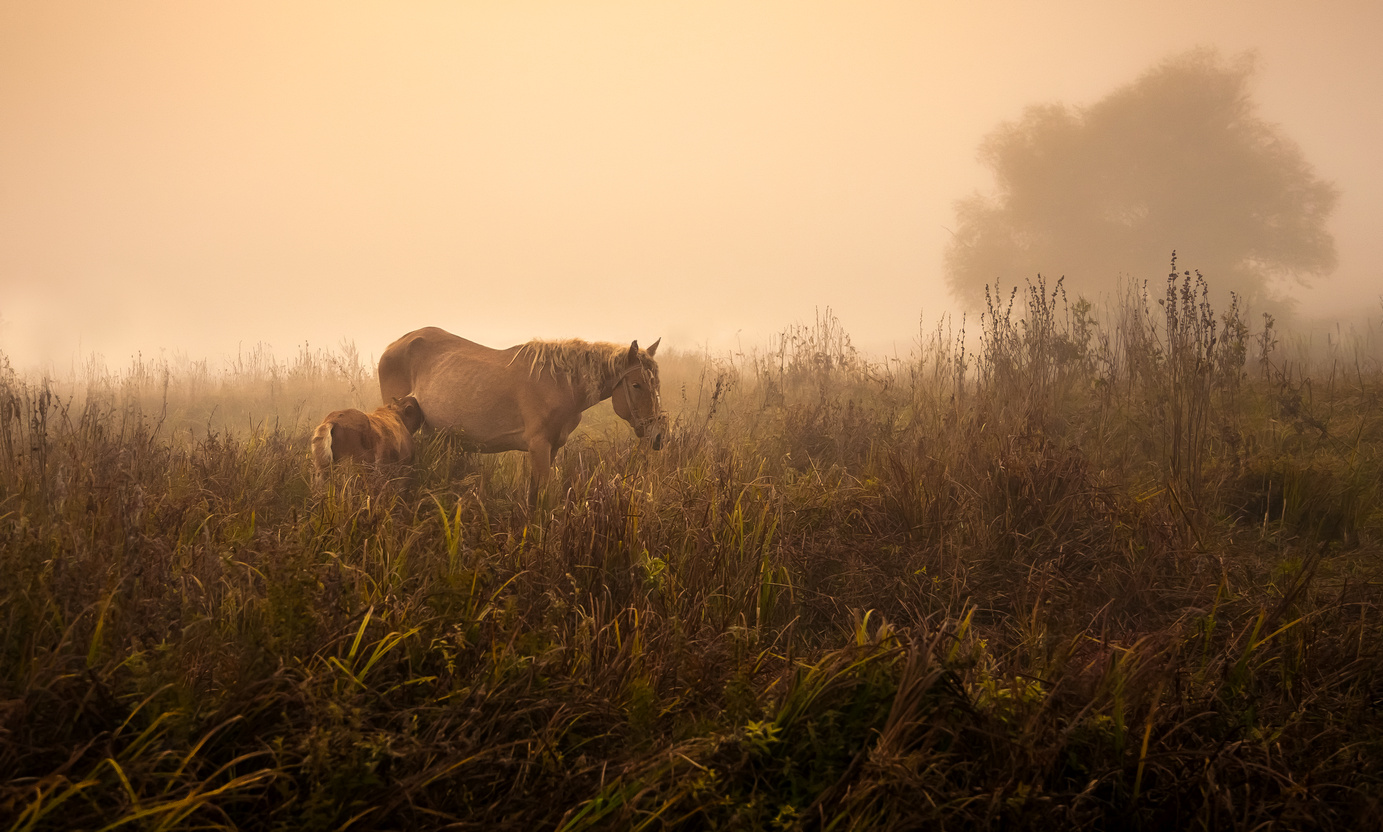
left=633, top=383, right=642, bottom=389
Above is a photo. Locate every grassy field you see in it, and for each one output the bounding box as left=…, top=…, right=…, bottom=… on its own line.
left=3, top=274, right=1382, bottom=830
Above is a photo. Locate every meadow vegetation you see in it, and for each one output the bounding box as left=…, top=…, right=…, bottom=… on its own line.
left=3, top=267, right=1383, bottom=830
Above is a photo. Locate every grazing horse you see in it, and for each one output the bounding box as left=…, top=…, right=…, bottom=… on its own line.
left=378, top=327, right=667, bottom=505
left=311, top=396, right=425, bottom=484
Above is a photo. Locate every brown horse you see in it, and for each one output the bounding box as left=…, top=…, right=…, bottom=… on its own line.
left=311, top=396, right=425, bottom=484
left=378, top=327, right=666, bottom=504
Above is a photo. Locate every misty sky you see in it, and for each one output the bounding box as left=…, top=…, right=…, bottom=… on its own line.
left=2, top=1, right=1381, bottom=371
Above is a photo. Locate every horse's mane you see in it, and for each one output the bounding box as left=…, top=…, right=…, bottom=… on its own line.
left=512, top=339, right=656, bottom=401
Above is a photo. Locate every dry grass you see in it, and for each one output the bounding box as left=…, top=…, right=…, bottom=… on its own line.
left=3, top=272, right=1383, bottom=830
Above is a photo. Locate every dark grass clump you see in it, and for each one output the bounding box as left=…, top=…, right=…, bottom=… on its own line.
left=3, top=269, right=1383, bottom=830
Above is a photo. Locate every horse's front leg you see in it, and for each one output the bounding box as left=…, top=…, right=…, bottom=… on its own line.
left=526, top=438, right=553, bottom=509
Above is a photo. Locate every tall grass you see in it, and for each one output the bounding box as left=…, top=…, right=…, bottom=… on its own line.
left=2, top=277, right=1382, bottom=830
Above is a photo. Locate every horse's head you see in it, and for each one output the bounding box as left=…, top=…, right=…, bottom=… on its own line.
left=611, top=338, right=667, bottom=450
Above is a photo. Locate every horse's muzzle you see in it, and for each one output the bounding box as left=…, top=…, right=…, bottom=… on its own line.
left=638, top=416, right=667, bottom=451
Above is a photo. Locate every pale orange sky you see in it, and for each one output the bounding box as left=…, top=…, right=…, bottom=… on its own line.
left=2, top=1, right=1381, bottom=371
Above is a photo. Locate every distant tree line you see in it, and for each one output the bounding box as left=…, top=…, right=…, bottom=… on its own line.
left=945, top=48, right=1338, bottom=315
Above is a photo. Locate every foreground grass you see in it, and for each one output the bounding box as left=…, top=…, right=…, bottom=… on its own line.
left=3, top=276, right=1383, bottom=830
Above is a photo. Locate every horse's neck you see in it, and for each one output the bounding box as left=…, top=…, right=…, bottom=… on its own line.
left=557, top=355, right=620, bottom=412
left=522, top=341, right=624, bottom=411
left=583, top=366, right=624, bottom=410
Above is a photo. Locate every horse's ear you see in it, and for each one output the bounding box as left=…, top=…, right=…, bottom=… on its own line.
left=628, top=341, right=640, bottom=366
left=646, top=338, right=660, bottom=357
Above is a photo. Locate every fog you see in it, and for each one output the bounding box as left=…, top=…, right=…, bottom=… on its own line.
left=2, top=1, right=1380, bottom=373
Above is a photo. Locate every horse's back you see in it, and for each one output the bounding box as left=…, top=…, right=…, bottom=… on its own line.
left=379, top=327, right=502, bottom=401
left=379, top=327, right=531, bottom=446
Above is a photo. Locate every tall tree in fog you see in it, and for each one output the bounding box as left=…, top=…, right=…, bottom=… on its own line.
left=944, top=49, right=1338, bottom=312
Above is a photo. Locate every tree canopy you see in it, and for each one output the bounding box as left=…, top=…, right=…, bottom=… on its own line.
left=944, top=49, right=1338, bottom=313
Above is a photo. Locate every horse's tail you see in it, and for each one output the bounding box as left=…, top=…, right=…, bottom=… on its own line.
left=378, top=335, right=418, bottom=404
left=311, top=422, right=334, bottom=483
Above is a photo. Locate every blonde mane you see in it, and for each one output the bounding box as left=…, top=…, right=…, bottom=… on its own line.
left=512, top=339, right=656, bottom=403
